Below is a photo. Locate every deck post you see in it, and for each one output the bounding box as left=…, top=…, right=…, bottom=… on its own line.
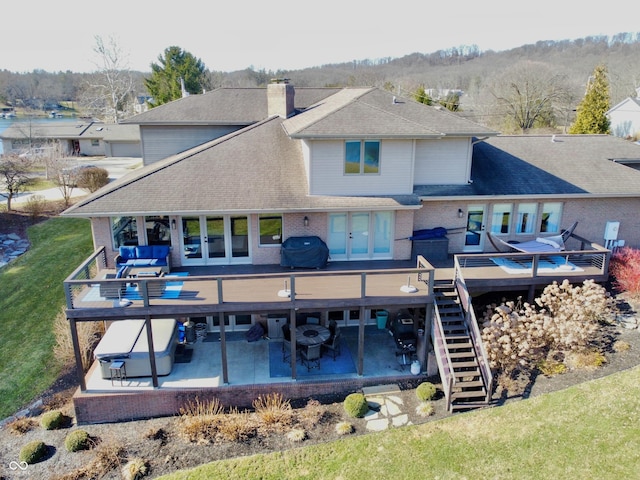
left=357, top=273, right=366, bottom=376
left=70, top=318, right=86, bottom=391
left=217, top=278, right=229, bottom=385
left=289, top=275, right=297, bottom=379
left=144, top=315, right=159, bottom=388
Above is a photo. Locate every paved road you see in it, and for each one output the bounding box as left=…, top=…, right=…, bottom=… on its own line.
left=1, top=157, right=141, bottom=206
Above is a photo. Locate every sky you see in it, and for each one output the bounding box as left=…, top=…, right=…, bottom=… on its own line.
left=3, top=0, right=638, bottom=74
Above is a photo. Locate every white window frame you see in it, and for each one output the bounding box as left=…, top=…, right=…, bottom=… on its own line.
left=490, top=203, right=512, bottom=234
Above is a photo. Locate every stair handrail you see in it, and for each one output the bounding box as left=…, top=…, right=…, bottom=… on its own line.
left=433, top=296, right=457, bottom=412
left=453, top=263, right=494, bottom=403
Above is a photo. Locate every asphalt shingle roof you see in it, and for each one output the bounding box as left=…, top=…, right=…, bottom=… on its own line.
left=64, top=116, right=420, bottom=217
left=415, top=134, right=640, bottom=198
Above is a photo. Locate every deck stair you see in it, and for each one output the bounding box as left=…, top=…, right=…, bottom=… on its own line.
left=433, top=280, right=494, bottom=413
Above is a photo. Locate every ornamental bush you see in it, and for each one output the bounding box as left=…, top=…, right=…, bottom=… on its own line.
left=343, top=393, right=368, bottom=418
left=481, top=280, right=614, bottom=378
left=415, top=382, right=437, bottom=401
left=609, top=247, right=640, bottom=299
left=41, top=410, right=66, bottom=430
left=65, top=429, right=91, bottom=452
left=19, top=440, right=47, bottom=464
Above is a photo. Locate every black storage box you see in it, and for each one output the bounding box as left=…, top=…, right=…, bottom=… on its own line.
left=280, top=236, right=329, bottom=269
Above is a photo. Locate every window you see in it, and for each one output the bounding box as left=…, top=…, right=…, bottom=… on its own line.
left=540, top=203, right=562, bottom=233
left=259, top=215, right=283, bottom=246
left=112, top=216, right=138, bottom=248
left=91, top=139, right=100, bottom=147
left=345, top=140, right=380, bottom=174
left=516, top=203, right=537, bottom=234
left=145, top=215, right=171, bottom=245
left=490, top=203, right=512, bottom=234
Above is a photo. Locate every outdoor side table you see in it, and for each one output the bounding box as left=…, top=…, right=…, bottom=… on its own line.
left=109, top=360, right=126, bottom=386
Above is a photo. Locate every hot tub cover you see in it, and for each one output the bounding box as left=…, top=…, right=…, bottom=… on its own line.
left=280, top=236, right=329, bottom=269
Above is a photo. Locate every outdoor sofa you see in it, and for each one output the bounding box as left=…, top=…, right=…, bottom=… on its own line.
left=115, top=245, right=171, bottom=273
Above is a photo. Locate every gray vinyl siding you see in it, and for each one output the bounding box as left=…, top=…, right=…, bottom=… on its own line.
left=414, top=138, right=471, bottom=185
left=140, top=125, right=243, bottom=165
left=309, top=139, right=414, bottom=196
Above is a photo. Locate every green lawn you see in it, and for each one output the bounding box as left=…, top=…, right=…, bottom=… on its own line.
left=0, top=217, right=93, bottom=419
left=160, top=366, right=640, bottom=480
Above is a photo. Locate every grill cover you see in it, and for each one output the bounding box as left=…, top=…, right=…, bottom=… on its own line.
left=280, top=236, right=329, bottom=269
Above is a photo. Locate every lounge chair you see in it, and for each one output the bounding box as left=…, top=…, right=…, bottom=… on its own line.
left=487, top=221, right=578, bottom=254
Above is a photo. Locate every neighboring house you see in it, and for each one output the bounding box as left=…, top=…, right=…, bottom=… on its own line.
left=607, top=87, right=640, bottom=139
left=0, top=121, right=141, bottom=158
left=64, top=81, right=640, bottom=271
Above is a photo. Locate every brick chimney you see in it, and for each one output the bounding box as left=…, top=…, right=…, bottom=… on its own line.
left=267, top=78, right=295, bottom=118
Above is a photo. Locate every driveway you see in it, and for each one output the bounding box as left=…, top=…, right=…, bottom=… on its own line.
left=0, top=156, right=141, bottom=206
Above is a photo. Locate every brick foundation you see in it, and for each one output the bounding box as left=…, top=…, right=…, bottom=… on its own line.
left=73, top=373, right=424, bottom=424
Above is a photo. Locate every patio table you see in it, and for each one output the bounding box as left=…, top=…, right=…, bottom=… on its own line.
left=296, top=324, right=330, bottom=347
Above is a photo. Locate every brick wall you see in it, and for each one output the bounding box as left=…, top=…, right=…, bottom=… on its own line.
left=73, top=373, right=426, bottom=424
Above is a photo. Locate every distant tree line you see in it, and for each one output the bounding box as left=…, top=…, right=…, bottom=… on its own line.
left=0, top=33, right=637, bottom=132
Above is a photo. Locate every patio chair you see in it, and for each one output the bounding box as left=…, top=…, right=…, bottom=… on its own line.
left=322, top=329, right=342, bottom=360
left=487, top=221, right=578, bottom=254
left=300, top=343, right=322, bottom=371
left=282, top=324, right=294, bottom=363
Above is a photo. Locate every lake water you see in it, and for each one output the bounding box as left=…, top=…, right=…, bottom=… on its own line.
left=0, top=116, right=81, bottom=155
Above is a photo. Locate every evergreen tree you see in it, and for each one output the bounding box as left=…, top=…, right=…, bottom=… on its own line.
left=144, top=46, right=211, bottom=106
left=413, top=85, right=432, bottom=105
left=569, top=65, right=611, bottom=134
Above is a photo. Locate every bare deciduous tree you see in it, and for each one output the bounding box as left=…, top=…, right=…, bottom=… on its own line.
left=488, top=61, right=572, bottom=133
left=81, top=35, right=135, bottom=123
left=0, top=154, right=33, bottom=211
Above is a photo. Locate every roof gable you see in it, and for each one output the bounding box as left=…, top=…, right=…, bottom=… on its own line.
left=284, top=88, right=497, bottom=138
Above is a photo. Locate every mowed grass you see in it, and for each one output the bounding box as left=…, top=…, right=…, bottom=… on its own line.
left=160, top=366, right=640, bottom=480
left=0, top=217, right=92, bottom=419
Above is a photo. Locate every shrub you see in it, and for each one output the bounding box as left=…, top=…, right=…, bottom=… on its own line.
left=177, top=397, right=224, bottom=443
left=343, top=393, right=368, bottom=418
left=537, top=358, right=567, bottom=376
left=53, top=307, right=104, bottom=371
left=23, top=194, right=46, bottom=218
left=41, top=410, right=66, bottom=430
left=335, top=421, right=354, bottom=435
left=415, top=382, right=437, bottom=401
left=253, top=393, right=293, bottom=426
left=65, top=429, right=91, bottom=452
left=77, top=166, right=110, bottom=193
left=7, top=417, right=36, bottom=435
left=121, top=457, right=149, bottom=480
left=614, top=340, right=631, bottom=352
left=216, top=407, right=256, bottom=442
left=415, top=402, right=435, bottom=418
left=481, top=280, right=613, bottom=377
left=610, top=247, right=640, bottom=299
left=19, top=440, right=47, bottom=464
left=286, top=428, right=306, bottom=442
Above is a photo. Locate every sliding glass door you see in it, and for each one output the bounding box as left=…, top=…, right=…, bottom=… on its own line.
left=181, top=215, right=250, bottom=265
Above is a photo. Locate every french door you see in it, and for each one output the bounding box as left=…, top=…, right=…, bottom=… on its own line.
left=463, top=204, right=486, bottom=252
left=328, top=211, right=393, bottom=260
left=181, top=215, right=250, bottom=265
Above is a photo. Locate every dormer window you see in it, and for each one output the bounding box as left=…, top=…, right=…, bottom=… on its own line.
left=345, top=140, right=380, bottom=174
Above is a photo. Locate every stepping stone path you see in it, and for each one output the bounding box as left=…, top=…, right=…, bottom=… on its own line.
left=362, top=384, right=412, bottom=431
left=0, top=233, right=30, bottom=268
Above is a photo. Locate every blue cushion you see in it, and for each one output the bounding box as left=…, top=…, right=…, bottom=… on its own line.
left=115, top=266, right=128, bottom=278
left=118, top=246, right=136, bottom=260
left=152, top=245, right=170, bottom=259
left=135, top=245, right=154, bottom=259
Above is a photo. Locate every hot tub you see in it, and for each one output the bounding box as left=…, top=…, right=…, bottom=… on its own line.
left=94, top=318, right=179, bottom=378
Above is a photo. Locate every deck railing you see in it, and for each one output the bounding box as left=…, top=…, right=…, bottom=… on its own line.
left=64, top=248, right=437, bottom=318
left=454, top=264, right=494, bottom=403
left=432, top=297, right=456, bottom=412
